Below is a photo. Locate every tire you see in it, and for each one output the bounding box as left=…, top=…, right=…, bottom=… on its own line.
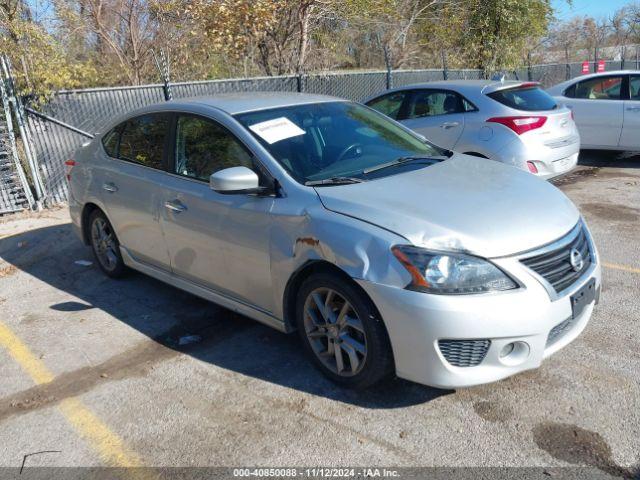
left=88, top=209, right=127, bottom=278
left=295, top=272, right=394, bottom=389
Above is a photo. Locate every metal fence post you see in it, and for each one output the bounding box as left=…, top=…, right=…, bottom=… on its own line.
left=153, top=50, right=172, bottom=101
left=527, top=53, right=532, bottom=81
left=383, top=45, right=392, bottom=89
left=566, top=62, right=570, bottom=81
left=441, top=50, right=448, bottom=81
left=297, top=73, right=303, bottom=92
left=0, top=55, right=45, bottom=206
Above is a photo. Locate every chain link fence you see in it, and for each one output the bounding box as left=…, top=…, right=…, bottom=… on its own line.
left=0, top=110, right=30, bottom=214
left=2, top=60, right=639, bottom=213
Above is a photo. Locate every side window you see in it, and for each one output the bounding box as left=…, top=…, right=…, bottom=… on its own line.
left=174, top=115, right=254, bottom=181
left=118, top=114, right=169, bottom=169
left=564, top=84, right=577, bottom=98
left=406, top=90, right=466, bottom=119
left=366, top=92, right=407, bottom=120
left=101, top=127, right=121, bottom=158
left=461, top=97, right=477, bottom=112
left=630, top=76, right=640, bottom=100
left=573, top=76, right=624, bottom=100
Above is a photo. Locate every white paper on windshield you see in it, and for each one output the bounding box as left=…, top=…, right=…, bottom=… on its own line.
left=248, top=117, right=305, bottom=144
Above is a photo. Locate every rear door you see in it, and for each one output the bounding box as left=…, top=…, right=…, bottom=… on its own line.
left=399, top=89, right=466, bottom=149
left=562, top=75, right=625, bottom=148
left=100, top=113, right=172, bottom=270
left=619, top=74, right=640, bottom=149
left=160, top=113, right=275, bottom=312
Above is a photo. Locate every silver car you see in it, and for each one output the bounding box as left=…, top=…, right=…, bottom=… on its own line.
left=365, top=80, right=580, bottom=179
left=68, top=93, right=601, bottom=389
left=547, top=70, right=640, bottom=150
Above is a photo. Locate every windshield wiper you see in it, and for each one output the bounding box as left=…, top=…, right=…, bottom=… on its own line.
left=305, top=176, right=365, bottom=186
left=363, top=156, right=447, bottom=175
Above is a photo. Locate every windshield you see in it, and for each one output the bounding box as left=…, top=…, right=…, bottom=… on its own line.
left=235, top=101, right=445, bottom=184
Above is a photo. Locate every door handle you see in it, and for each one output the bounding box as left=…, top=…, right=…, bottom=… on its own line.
left=626, top=107, right=640, bottom=111
left=164, top=200, right=187, bottom=213
left=102, top=182, right=118, bottom=193
left=441, top=121, right=460, bottom=129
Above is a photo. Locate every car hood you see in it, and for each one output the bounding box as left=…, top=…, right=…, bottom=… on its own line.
left=314, top=154, right=580, bottom=258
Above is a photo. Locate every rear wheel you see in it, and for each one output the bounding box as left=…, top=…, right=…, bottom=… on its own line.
left=296, top=272, right=394, bottom=389
left=89, top=209, right=126, bottom=278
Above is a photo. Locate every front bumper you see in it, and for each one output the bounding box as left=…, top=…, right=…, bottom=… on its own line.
left=357, top=255, right=601, bottom=389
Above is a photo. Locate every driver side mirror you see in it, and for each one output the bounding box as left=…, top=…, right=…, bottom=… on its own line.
left=209, top=166, right=265, bottom=195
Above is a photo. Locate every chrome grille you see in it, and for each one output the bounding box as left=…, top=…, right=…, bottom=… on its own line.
left=546, top=317, right=573, bottom=347
left=520, top=224, right=592, bottom=294
left=438, top=339, right=490, bottom=367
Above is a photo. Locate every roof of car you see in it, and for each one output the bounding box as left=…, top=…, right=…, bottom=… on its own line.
left=365, top=79, right=533, bottom=101
left=156, top=92, right=344, bottom=115
left=547, top=70, right=640, bottom=92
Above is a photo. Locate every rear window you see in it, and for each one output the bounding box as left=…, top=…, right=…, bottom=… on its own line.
left=488, top=86, right=557, bottom=111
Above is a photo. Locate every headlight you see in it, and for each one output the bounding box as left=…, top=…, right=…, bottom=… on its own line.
left=392, top=245, right=518, bottom=294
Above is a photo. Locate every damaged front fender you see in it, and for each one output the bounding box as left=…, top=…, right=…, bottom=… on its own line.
left=268, top=201, right=411, bottom=325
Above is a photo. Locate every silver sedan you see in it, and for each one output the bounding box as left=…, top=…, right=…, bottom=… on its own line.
left=365, top=80, right=580, bottom=179
left=547, top=70, right=640, bottom=150
left=68, top=93, right=601, bottom=389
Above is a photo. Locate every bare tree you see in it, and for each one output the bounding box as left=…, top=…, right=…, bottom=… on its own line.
left=549, top=17, right=582, bottom=64
left=582, top=16, right=609, bottom=63
left=82, top=0, right=158, bottom=84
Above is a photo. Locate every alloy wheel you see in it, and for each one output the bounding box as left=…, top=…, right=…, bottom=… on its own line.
left=91, top=217, right=118, bottom=272
left=303, top=287, right=367, bottom=376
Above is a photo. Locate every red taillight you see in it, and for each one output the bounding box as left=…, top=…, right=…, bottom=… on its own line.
left=486, top=116, right=547, bottom=135
left=65, top=160, right=76, bottom=181
left=526, top=161, right=538, bottom=174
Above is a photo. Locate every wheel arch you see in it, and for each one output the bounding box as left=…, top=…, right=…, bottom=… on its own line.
left=282, top=260, right=383, bottom=333
left=80, top=202, right=106, bottom=245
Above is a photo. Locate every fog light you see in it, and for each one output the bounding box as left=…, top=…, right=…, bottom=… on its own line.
left=498, top=341, right=530, bottom=366
left=500, top=342, right=515, bottom=358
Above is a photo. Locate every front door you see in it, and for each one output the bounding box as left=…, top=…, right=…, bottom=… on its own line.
left=160, top=114, right=275, bottom=312
left=400, top=89, right=466, bottom=149
left=563, top=75, right=625, bottom=148
left=619, top=75, right=640, bottom=149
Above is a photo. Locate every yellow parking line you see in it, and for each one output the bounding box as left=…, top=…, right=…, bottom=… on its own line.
left=0, top=321, right=146, bottom=471
left=603, top=262, right=640, bottom=274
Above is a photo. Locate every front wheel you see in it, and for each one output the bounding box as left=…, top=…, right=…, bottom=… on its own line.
left=296, top=272, right=394, bottom=389
left=89, top=209, right=127, bottom=278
